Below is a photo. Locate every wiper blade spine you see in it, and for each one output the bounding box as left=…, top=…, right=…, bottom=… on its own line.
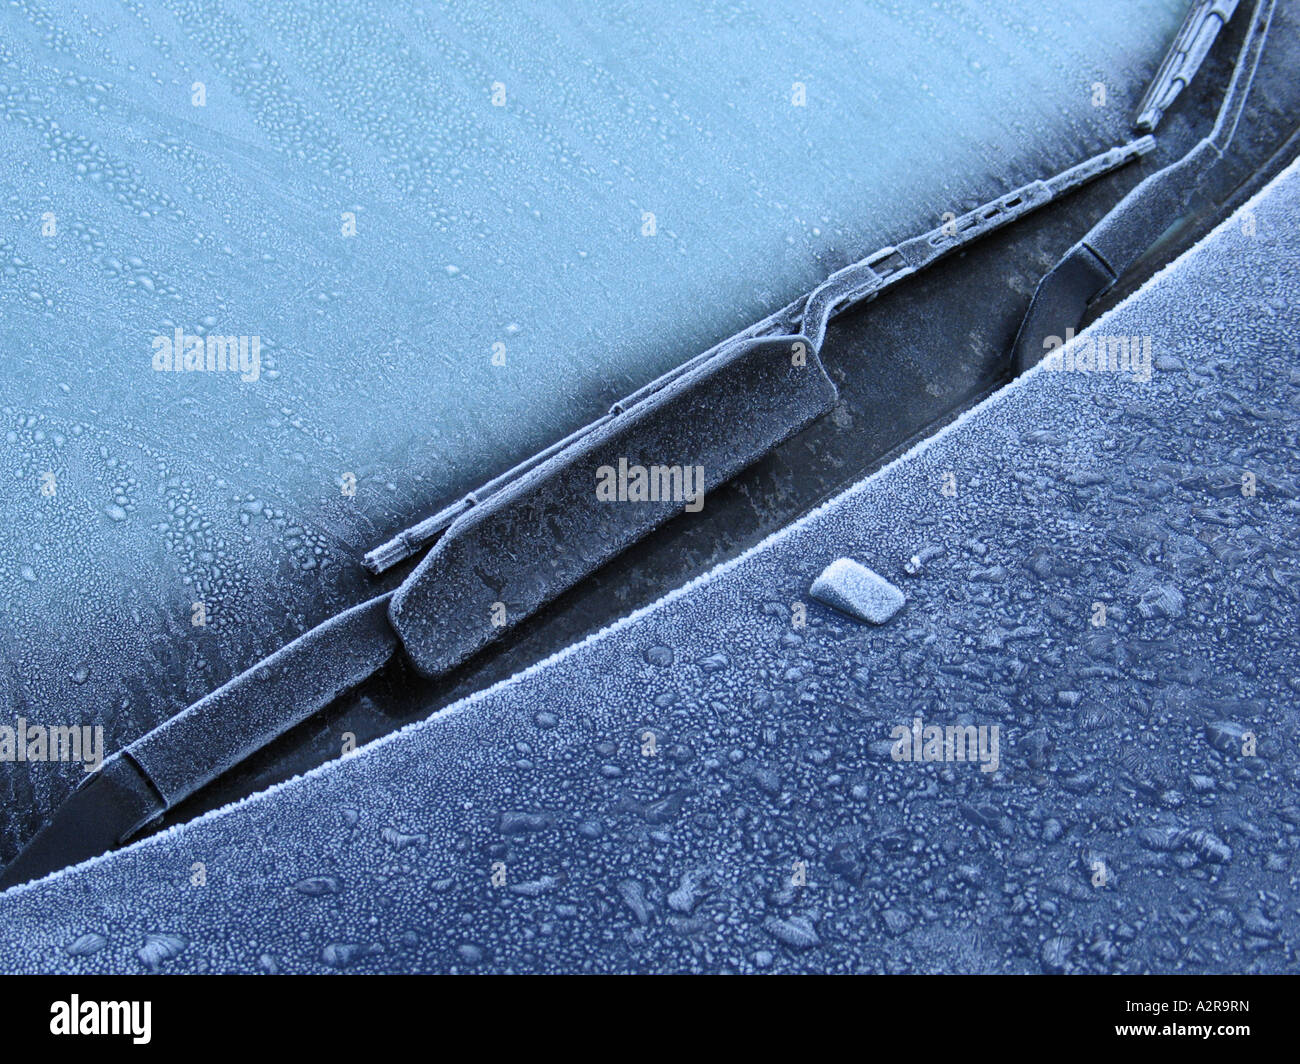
left=1135, top=0, right=1240, bottom=132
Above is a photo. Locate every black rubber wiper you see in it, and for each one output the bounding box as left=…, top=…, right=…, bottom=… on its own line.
left=1010, top=0, right=1273, bottom=376
left=0, top=139, right=1151, bottom=890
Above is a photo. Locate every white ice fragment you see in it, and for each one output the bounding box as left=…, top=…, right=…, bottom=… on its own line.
left=810, top=557, right=904, bottom=624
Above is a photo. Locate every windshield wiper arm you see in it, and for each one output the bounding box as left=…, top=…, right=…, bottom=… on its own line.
left=1, top=138, right=1153, bottom=890
left=0, top=595, right=400, bottom=891
left=1011, top=0, right=1274, bottom=376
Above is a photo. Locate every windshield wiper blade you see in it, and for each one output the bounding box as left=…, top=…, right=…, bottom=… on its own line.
left=366, top=137, right=1153, bottom=576
left=1, top=139, right=1152, bottom=890
left=1011, top=0, right=1274, bottom=376
left=1135, top=0, right=1240, bottom=132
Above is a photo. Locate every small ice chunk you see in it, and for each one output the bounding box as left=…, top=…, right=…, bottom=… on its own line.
left=810, top=557, right=904, bottom=624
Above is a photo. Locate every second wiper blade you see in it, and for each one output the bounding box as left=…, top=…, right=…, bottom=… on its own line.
left=1135, top=0, right=1240, bottom=132
left=1012, top=0, right=1273, bottom=376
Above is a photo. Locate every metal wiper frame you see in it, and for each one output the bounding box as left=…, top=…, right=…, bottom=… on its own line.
left=1135, top=0, right=1241, bottom=132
